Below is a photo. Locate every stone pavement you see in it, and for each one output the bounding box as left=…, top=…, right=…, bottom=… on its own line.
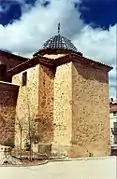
left=0, top=157, right=116, bottom=179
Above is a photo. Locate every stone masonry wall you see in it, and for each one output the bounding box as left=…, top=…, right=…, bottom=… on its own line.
left=12, top=64, right=55, bottom=154
left=71, top=62, right=110, bottom=157
left=12, top=65, right=39, bottom=149
left=0, top=82, right=18, bottom=145
left=38, top=65, right=54, bottom=143
left=37, top=65, right=55, bottom=155
left=10, top=56, right=110, bottom=157
left=0, top=54, right=25, bottom=70
left=52, top=62, right=72, bottom=155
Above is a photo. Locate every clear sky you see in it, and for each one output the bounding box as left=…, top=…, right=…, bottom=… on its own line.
left=0, top=0, right=116, bottom=98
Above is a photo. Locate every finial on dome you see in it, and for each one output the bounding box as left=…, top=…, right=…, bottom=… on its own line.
left=58, top=22, right=60, bottom=34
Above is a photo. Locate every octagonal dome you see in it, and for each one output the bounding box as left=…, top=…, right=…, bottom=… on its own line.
left=41, top=34, right=77, bottom=52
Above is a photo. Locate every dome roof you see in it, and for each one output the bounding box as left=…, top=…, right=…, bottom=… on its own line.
left=40, top=34, right=77, bottom=52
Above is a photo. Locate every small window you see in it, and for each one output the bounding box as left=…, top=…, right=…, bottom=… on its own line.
left=22, top=72, right=27, bottom=86
left=113, top=112, right=117, bottom=116
left=0, top=64, right=6, bottom=78
left=114, top=135, right=117, bottom=144
left=114, top=122, right=117, bottom=128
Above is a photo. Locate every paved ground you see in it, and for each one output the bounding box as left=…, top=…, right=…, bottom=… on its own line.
left=0, top=157, right=116, bottom=179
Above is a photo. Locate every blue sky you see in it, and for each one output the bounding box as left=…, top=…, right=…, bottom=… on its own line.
left=0, top=0, right=116, bottom=98
left=0, top=0, right=116, bottom=28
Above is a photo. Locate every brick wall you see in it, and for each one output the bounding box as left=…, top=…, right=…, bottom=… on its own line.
left=0, top=82, right=18, bottom=145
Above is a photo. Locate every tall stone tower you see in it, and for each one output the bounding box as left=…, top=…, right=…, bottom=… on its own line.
left=10, top=28, right=112, bottom=158
left=32, top=32, right=112, bottom=157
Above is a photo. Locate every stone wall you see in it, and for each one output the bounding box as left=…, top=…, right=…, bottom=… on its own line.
left=71, top=62, right=110, bottom=157
left=33, top=65, right=55, bottom=154
left=52, top=62, right=72, bottom=155
left=12, top=62, right=55, bottom=153
left=12, top=65, right=39, bottom=148
left=0, top=82, right=18, bottom=145
left=0, top=54, right=25, bottom=70
left=11, top=55, right=110, bottom=157
left=0, top=53, right=26, bottom=82
left=37, top=65, right=54, bottom=144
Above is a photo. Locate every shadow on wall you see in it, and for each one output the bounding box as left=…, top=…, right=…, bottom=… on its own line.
left=0, top=114, right=15, bottom=148
left=41, top=65, right=56, bottom=79
left=73, top=62, right=108, bottom=84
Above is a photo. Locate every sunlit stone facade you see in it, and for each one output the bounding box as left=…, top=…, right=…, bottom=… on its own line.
left=0, top=33, right=112, bottom=157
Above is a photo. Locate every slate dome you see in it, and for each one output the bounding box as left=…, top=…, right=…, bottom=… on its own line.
left=33, top=23, right=82, bottom=57
left=41, top=34, right=77, bottom=52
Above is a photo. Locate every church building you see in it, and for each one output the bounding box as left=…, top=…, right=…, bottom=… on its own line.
left=0, top=28, right=112, bottom=157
